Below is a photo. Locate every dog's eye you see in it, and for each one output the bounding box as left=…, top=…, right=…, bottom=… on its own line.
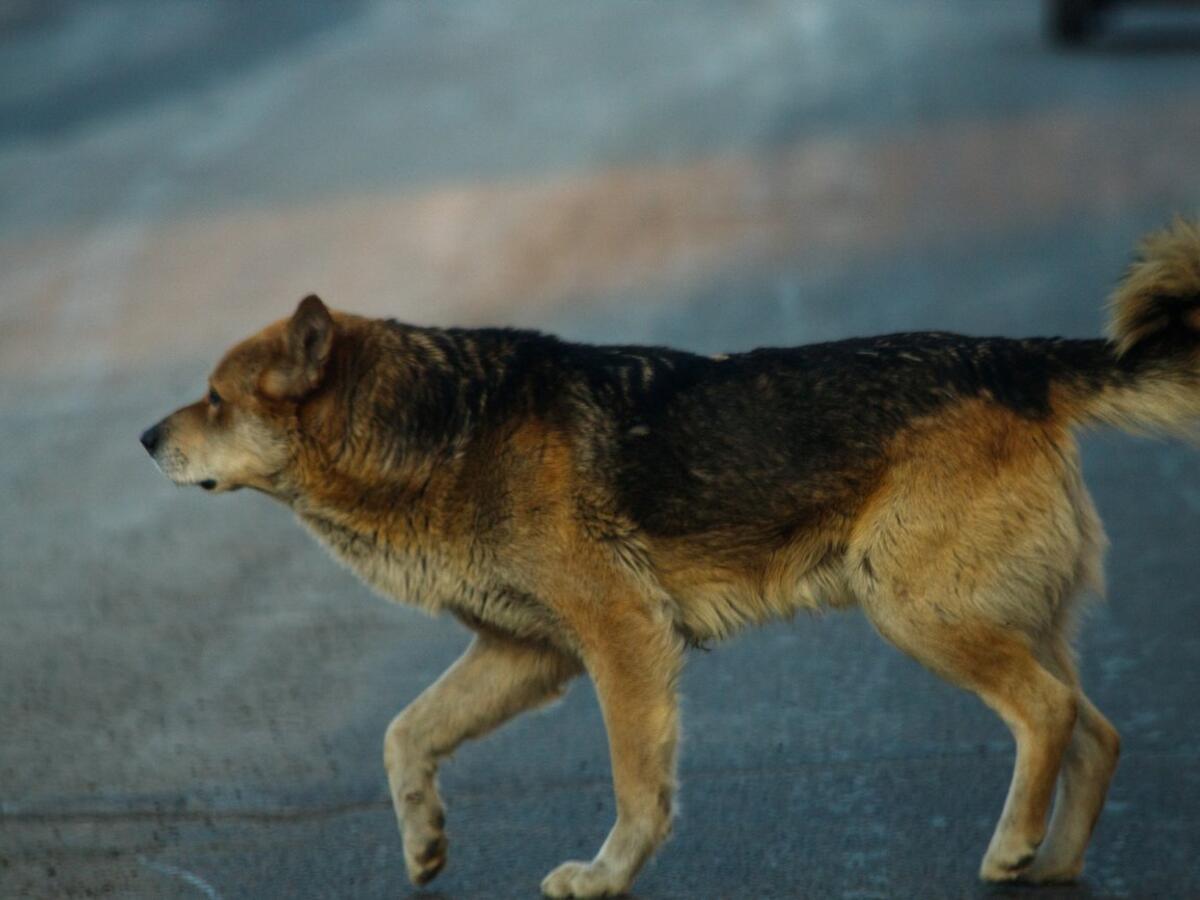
left=207, top=387, right=222, bottom=408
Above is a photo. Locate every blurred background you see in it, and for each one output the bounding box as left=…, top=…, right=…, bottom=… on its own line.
left=3, top=2, right=1200, bottom=898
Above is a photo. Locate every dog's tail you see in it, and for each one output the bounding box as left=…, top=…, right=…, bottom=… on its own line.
left=1061, top=217, right=1200, bottom=437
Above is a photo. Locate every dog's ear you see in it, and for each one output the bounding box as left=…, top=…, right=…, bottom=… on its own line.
left=262, top=294, right=335, bottom=399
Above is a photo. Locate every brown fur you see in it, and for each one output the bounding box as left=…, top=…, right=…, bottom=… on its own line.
left=141, top=221, right=1200, bottom=897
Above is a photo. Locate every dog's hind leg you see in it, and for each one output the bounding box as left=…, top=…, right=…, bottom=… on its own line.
left=850, top=398, right=1112, bottom=881
left=864, top=601, right=1078, bottom=882
left=384, top=632, right=581, bottom=887
left=1023, top=636, right=1121, bottom=883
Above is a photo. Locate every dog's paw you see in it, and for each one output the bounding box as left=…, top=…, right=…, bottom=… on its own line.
left=979, top=837, right=1040, bottom=882
left=540, top=859, right=628, bottom=898
left=402, top=810, right=448, bottom=887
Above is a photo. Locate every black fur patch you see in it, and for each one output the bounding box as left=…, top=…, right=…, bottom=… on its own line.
left=600, top=333, right=1113, bottom=536
left=349, top=325, right=1121, bottom=538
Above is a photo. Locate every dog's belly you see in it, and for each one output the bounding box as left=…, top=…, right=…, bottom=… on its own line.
left=667, top=559, right=857, bottom=641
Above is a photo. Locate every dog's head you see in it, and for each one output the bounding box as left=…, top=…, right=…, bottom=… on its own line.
left=140, top=295, right=335, bottom=495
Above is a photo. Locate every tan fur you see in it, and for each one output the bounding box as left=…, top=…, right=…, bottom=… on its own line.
left=384, top=633, right=581, bottom=885
left=142, top=227, right=1200, bottom=895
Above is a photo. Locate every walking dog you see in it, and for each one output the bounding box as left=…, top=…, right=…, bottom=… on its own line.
left=141, top=220, right=1200, bottom=896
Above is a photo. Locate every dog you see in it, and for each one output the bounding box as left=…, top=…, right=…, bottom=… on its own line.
left=141, top=219, right=1200, bottom=897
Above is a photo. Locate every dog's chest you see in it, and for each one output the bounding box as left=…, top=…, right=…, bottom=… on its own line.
left=298, top=511, right=561, bottom=643
left=298, top=511, right=471, bottom=610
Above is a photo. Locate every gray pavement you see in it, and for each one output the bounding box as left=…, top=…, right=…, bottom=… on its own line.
left=3, top=2, right=1200, bottom=898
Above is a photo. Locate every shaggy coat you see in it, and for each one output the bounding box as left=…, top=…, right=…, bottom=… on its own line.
left=142, top=219, right=1200, bottom=897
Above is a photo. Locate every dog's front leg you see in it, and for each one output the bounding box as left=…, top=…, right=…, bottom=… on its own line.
left=541, top=601, right=682, bottom=899
left=383, top=632, right=580, bottom=887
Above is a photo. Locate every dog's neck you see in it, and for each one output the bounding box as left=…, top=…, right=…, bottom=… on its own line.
left=276, top=323, right=479, bottom=532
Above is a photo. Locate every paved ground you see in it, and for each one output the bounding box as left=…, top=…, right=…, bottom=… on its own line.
left=3, top=2, right=1200, bottom=898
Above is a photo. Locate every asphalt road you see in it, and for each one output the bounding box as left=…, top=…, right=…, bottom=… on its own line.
left=3, top=2, right=1200, bottom=898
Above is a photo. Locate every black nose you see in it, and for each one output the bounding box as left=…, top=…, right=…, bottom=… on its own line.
left=140, top=424, right=162, bottom=455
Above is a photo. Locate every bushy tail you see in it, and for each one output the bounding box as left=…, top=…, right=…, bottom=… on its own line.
left=1108, top=217, right=1200, bottom=356
left=1073, top=217, right=1200, bottom=436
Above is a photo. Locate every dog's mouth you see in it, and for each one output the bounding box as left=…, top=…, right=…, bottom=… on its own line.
left=195, top=478, right=246, bottom=494
left=147, top=451, right=217, bottom=491
left=141, top=429, right=229, bottom=493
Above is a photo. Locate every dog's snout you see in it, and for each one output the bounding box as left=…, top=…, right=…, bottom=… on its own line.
left=140, top=423, right=162, bottom=455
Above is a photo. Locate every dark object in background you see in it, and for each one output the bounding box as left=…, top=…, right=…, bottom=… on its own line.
left=1048, top=0, right=1200, bottom=44
left=1048, top=0, right=1105, bottom=43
